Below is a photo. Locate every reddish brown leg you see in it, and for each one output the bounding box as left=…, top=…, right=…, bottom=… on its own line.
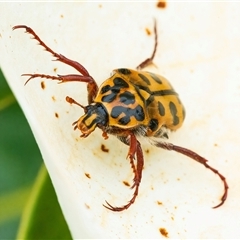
left=13, top=25, right=98, bottom=103
left=154, top=141, right=228, bottom=208
left=103, top=133, right=144, bottom=211
left=136, top=19, right=158, bottom=70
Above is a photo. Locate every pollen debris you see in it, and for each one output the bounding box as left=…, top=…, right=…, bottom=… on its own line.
left=41, top=81, right=45, bottom=89
left=145, top=149, right=150, bottom=154
left=101, top=144, right=109, bottom=153
left=123, top=181, right=130, bottom=187
left=85, top=203, right=90, bottom=209
left=55, top=112, right=59, bottom=118
left=157, top=0, right=167, bottom=8
left=85, top=173, right=91, bottom=179
left=159, top=228, right=168, bottom=238
left=145, top=28, right=151, bottom=36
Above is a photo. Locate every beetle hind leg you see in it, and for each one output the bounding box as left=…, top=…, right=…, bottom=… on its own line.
left=154, top=141, right=228, bottom=208
left=103, top=133, right=144, bottom=211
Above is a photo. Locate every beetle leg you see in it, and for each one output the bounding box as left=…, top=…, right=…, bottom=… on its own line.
left=136, top=19, right=158, bottom=70
left=154, top=141, right=228, bottom=208
left=103, top=133, right=144, bottom=211
left=13, top=25, right=98, bottom=103
left=13, top=25, right=91, bottom=76
left=101, top=130, right=109, bottom=140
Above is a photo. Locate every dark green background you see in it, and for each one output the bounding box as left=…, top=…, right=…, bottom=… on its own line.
left=0, top=69, right=71, bottom=238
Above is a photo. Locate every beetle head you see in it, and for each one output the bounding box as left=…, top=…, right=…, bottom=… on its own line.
left=76, top=103, right=108, bottom=137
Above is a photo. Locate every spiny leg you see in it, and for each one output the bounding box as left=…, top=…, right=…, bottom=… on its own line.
left=21, top=74, right=93, bottom=85
left=154, top=141, right=228, bottom=208
left=13, top=25, right=98, bottom=103
left=103, top=133, right=144, bottom=211
left=136, top=19, right=158, bottom=70
left=12, top=25, right=90, bottom=76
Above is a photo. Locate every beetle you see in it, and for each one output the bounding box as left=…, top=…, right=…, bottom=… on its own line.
left=13, top=21, right=228, bottom=211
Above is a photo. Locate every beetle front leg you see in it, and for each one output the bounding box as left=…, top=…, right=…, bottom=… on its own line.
left=13, top=25, right=91, bottom=76
left=13, top=25, right=98, bottom=103
left=22, top=73, right=98, bottom=104
left=103, top=133, right=144, bottom=211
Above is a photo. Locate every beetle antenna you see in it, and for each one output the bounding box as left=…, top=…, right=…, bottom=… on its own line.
left=66, top=96, right=86, bottom=111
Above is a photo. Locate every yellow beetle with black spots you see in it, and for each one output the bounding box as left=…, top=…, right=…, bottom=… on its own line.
left=93, top=68, right=186, bottom=137
left=13, top=20, right=228, bottom=212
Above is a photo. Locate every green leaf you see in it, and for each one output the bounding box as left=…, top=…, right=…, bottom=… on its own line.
left=0, top=68, right=42, bottom=238
left=0, top=68, right=71, bottom=239
left=17, top=164, right=72, bottom=239
left=0, top=186, right=31, bottom=224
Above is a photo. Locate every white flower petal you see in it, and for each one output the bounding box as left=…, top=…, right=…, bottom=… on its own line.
left=1, top=2, right=240, bottom=238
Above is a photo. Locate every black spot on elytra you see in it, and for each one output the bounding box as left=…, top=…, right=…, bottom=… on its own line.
left=149, top=119, right=159, bottom=131
left=145, top=95, right=154, bottom=106
left=118, top=116, right=130, bottom=125
left=101, top=77, right=129, bottom=103
left=118, top=68, right=132, bottom=75
left=169, top=101, right=179, bottom=125
left=134, top=105, right=145, bottom=121
left=102, top=93, right=117, bottom=103
left=100, top=85, right=111, bottom=94
left=111, top=105, right=145, bottom=125
left=158, top=101, right=165, bottom=116
left=148, top=72, right=162, bottom=84
left=113, top=77, right=129, bottom=88
left=138, top=73, right=151, bottom=85
left=119, top=91, right=135, bottom=105
left=153, top=89, right=177, bottom=96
